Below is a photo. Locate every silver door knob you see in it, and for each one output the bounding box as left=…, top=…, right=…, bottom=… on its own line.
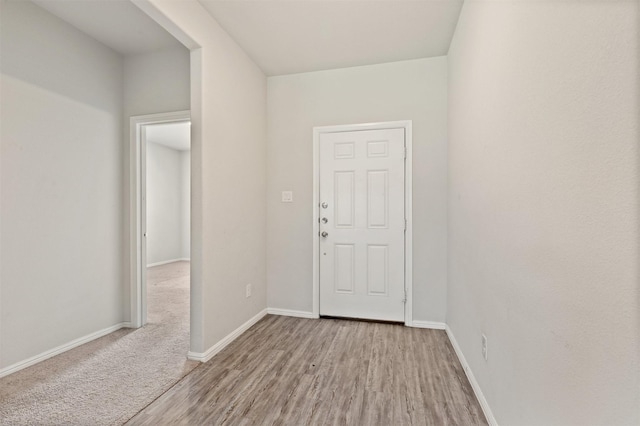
left=321, top=217, right=328, bottom=224
left=321, top=231, right=328, bottom=238
left=321, top=202, right=328, bottom=209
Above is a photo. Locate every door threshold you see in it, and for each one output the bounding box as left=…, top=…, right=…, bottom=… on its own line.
left=320, top=315, right=403, bottom=325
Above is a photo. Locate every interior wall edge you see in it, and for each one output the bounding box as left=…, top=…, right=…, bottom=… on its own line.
left=187, top=309, right=268, bottom=363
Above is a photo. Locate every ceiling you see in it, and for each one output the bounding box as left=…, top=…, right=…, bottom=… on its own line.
left=32, top=0, right=183, bottom=56
left=198, top=0, right=464, bottom=76
left=32, top=0, right=463, bottom=75
left=146, top=122, right=191, bottom=151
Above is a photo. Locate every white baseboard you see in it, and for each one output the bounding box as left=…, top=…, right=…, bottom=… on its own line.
left=266, top=308, right=316, bottom=319
left=445, top=325, right=498, bottom=426
left=147, top=258, right=190, bottom=268
left=0, top=322, right=129, bottom=379
left=188, top=308, right=268, bottom=363
left=411, top=320, right=446, bottom=330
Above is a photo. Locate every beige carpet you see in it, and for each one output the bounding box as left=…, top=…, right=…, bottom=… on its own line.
left=0, top=261, right=198, bottom=426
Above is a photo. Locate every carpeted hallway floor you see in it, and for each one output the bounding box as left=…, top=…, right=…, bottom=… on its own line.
left=0, top=261, right=197, bottom=426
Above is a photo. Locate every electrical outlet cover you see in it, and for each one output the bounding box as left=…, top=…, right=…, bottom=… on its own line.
left=281, top=191, right=293, bottom=202
left=481, top=334, right=488, bottom=360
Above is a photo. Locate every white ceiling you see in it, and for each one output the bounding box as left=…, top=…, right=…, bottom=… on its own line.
left=32, top=0, right=183, bottom=56
left=32, top=0, right=463, bottom=75
left=198, top=0, right=464, bottom=76
left=146, top=122, right=191, bottom=151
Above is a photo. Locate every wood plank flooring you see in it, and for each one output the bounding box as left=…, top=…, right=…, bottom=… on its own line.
left=126, top=315, right=487, bottom=425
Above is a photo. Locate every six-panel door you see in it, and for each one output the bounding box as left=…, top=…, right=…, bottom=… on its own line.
left=319, top=128, right=405, bottom=322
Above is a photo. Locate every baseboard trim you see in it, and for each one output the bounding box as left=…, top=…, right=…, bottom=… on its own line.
left=411, top=320, right=446, bottom=330
left=147, top=258, right=190, bottom=268
left=445, top=325, right=498, bottom=426
left=188, top=309, right=268, bottom=363
left=266, top=308, right=316, bottom=319
left=0, top=322, right=129, bottom=379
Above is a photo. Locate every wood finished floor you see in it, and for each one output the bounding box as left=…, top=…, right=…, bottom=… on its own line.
left=127, top=315, right=487, bottom=426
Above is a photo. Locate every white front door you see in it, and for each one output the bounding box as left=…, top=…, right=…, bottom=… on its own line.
left=319, top=128, right=406, bottom=322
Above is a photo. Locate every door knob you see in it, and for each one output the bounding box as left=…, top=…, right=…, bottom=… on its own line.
left=321, top=231, right=328, bottom=238
left=321, top=202, right=328, bottom=209
left=321, top=217, right=328, bottom=224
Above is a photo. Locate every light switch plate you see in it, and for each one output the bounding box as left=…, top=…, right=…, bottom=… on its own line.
left=281, top=191, right=293, bottom=203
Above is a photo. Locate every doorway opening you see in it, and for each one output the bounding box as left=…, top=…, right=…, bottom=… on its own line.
left=130, top=111, right=191, bottom=329
left=145, top=120, right=191, bottom=328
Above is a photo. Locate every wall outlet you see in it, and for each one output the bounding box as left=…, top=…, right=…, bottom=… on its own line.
left=245, top=284, right=252, bottom=298
left=481, top=333, right=488, bottom=361
left=281, top=191, right=293, bottom=203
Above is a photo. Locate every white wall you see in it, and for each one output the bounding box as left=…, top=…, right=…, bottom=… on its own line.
left=447, top=1, right=639, bottom=424
left=266, top=58, right=448, bottom=322
left=134, top=0, right=268, bottom=355
left=122, top=46, right=190, bottom=320
left=180, top=150, right=190, bottom=260
left=1, top=1, right=124, bottom=369
left=123, top=47, right=190, bottom=117
left=146, top=142, right=190, bottom=265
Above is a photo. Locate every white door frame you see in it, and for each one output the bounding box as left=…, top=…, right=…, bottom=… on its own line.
left=129, top=110, right=190, bottom=328
left=312, top=121, right=413, bottom=326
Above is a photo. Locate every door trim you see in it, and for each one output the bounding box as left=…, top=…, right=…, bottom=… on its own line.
left=129, top=110, right=190, bottom=328
left=312, top=121, right=413, bottom=326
